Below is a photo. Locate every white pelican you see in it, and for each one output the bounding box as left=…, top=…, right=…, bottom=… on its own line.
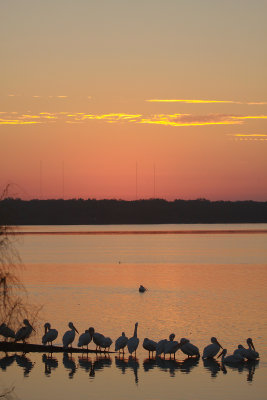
left=156, top=339, right=168, bottom=357
left=77, top=329, right=93, bottom=349
left=91, top=328, right=105, bottom=351
left=127, top=322, right=139, bottom=356
left=220, top=349, right=244, bottom=364
left=62, top=322, right=79, bottom=348
left=42, top=322, right=58, bottom=346
left=234, top=338, right=259, bottom=360
left=202, top=337, right=223, bottom=359
left=143, top=338, right=157, bottom=358
left=180, top=338, right=200, bottom=357
left=164, top=334, right=180, bottom=359
left=0, top=323, right=15, bottom=340
left=101, top=336, right=113, bottom=352
left=15, top=319, right=35, bottom=343
left=115, top=332, right=128, bottom=354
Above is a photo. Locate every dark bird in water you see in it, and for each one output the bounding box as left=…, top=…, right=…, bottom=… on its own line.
left=202, top=337, right=223, bottom=359
left=139, top=285, right=147, bottom=293
left=233, top=338, right=259, bottom=360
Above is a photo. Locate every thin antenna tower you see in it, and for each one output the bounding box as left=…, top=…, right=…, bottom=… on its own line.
left=40, top=160, right=43, bottom=199
left=62, top=161, right=65, bottom=199
left=153, top=163, right=156, bottom=198
left=135, top=162, right=138, bottom=200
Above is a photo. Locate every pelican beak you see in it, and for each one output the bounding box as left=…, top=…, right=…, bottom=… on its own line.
left=250, top=340, right=255, bottom=351
left=74, top=326, right=79, bottom=334
left=217, top=340, right=223, bottom=349
left=45, top=326, right=48, bottom=334
left=31, top=325, right=36, bottom=332
left=217, top=350, right=223, bottom=359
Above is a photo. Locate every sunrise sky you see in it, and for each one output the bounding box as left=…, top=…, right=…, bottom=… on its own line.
left=1, top=0, right=267, bottom=201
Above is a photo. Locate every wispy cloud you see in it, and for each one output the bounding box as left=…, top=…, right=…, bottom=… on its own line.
left=138, top=114, right=241, bottom=127
left=1, top=111, right=266, bottom=128
left=80, top=113, right=142, bottom=122
left=230, top=133, right=267, bottom=141
left=0, top=119, right=41, bottom=125
left=146, top=99, right=267, bottom=105
left=231, top=115, right=267, bottom=120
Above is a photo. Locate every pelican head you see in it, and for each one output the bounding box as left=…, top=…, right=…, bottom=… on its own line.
left=44, top=322, right=51, bottom=334
left=89, top=327, right=95, bottom=337
left=180, top=338, right=189, bottom=345
left=68, top=322, right=79, bottom=333
left=169, top=333, right=175, bottom=341
left=247, top=338, right=255, bottom=351
left=221, top=349, right=227, bottom=356
left=122, top=332, right=125, bottom=337
left=24, top=319, right=35, bottom=332
left=135, top=322, right=138, bottom=327
left=211, top=337, right=223, bottom=348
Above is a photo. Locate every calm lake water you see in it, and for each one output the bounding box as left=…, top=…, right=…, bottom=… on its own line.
left=1, top=224, right=267, bottom=400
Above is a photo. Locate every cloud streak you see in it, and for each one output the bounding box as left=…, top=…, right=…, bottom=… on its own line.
left=0, top=111, right=266, bottom=128
left=146, top=99, right=267, bottom=105
left=230, top=134, right=267, bottom=141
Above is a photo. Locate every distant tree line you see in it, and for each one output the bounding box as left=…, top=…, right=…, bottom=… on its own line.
left=1, top=198, right=267, bottom=225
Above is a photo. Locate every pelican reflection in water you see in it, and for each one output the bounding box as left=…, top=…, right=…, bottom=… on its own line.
left=222, top=359, right=259, bottom=382
left=89, top=355, right=112, bottom=378
left=179, top=357, right=199, bottom=374
left=42, top=354, right=58, bottom=376
left=0, top=353, right=16, bottom=371
left=156, top=357, right=180, bottom=377
left=78, top=355, right=92, bottom=373
left=202, top=358, right=223, bottom=378
left=63, top=352, right=77, bottom=378
left=15, top=354, right=35, bottom=377
left=115, top=355, right=139, bottom=384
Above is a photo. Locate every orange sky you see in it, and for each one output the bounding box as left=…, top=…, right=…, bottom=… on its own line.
left=1, top=0, right=267, bottom=201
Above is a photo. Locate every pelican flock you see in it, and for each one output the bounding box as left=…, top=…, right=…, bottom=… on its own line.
left=0, top=319, right=260, bottom=365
